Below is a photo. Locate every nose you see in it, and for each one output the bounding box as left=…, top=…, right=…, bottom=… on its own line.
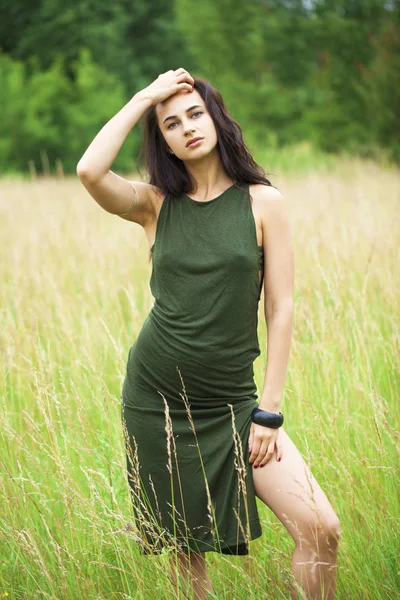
left=182, top=119, right=195, bottom=136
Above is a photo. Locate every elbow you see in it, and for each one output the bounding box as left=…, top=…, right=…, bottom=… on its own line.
left=265, top=299, right=294, bottom=322
left=76, top=162, right=90, bottom=181
left=76, top=153, right=95, bottom=177
left=76, top=162, right=107, bottom=184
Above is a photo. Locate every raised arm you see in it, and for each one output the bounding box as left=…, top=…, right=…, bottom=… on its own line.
left=76, top=68, right=194, bottom=228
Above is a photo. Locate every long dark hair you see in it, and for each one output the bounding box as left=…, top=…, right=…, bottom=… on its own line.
left=140, top=77, right=273, bottom=198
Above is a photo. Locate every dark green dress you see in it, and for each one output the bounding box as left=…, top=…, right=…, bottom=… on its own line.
left=121, top=182, right=265, bottom=555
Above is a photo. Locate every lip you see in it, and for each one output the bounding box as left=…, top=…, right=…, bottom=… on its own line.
left=186, top=137, right=203, bottom=148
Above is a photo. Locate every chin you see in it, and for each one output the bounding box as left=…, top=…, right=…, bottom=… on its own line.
left=187, top=144, right=211, bottom=157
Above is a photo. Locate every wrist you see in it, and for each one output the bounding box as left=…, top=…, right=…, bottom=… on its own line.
left=258, top=396, right=282, bottom=413
left=132, top=90, right=153, bottom=107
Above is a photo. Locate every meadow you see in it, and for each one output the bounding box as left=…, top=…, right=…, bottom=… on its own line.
left=0, top=157, right=399, bottom=599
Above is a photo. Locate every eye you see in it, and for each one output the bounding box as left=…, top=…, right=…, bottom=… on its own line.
left=167, top=111, right=203, bottom=130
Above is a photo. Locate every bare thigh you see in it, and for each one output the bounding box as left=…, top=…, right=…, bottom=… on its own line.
left=252, top=427, right=341, bottom=544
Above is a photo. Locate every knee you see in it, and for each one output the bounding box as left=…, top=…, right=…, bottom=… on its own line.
left=324, top=515, right=341, bottom=540
left=315, top=514, right=341, bottom=546
left=297, top=514, right=341, bottom=549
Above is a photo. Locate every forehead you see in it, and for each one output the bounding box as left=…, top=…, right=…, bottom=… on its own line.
left=156, top=89, right=205, bottom=123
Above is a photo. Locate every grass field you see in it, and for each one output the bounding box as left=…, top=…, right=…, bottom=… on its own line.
left=0, top=158, right=399, bottom=599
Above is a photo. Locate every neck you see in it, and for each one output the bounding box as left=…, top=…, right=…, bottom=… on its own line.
left=183, top=148, right=233, bottom=198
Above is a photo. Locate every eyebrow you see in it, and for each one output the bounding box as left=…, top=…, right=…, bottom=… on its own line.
left=162, top=105, right=203, bottom=125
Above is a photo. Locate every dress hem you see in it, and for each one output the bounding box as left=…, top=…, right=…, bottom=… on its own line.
left=136, top=520, right=263, bottom=556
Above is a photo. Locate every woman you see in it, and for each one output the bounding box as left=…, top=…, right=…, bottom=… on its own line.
left=77, top=68, right=341, bottom=600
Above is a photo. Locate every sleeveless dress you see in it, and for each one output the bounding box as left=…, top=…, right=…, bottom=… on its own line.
left=121, top=182, right=265, bottom=556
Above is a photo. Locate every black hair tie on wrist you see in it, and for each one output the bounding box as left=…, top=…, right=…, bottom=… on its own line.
left=251, top=407, right=284, bottom=429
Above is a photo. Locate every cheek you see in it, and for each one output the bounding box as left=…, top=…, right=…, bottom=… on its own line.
left=163, top=131, right=177, bottom=149
left=205, top=119, right=217, bottom=140
left=207, top=127, right=218, bottom=146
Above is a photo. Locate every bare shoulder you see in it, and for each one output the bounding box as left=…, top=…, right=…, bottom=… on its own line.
left=249, top=184, right=290, bottom=244
left=249, top=183, right=284, bottom=210
left=250, top=182, right=286, bottom=219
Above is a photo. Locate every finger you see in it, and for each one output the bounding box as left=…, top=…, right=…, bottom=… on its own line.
left=176, top=74, right=194, bottom=89
left=175, top=83, right=193, bottom=93
left=249, top=428, right=269, bottom=464
left=175, top=74, right=194, bottom=93
left=275, top=437, right=283, bottom=462
left=260, top=441, right=276, bottom=466
left=175, top=68, right=194, bottom=83
left=176, top=71, right=192, bottom=82
left=248, top=439, right=261, bottom=465
left=252, top=439, right=269, bottom=468
left=248, top=424, right=254, bottom=454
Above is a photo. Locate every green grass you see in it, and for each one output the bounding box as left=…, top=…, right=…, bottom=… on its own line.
left=0, top=159, right=399, bottom=599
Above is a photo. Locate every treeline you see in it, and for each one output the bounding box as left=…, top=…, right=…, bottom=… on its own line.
left=1, top=0, right=399, bottom=175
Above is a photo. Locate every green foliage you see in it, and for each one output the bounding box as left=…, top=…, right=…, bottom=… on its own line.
left=0, top=0, right=399, bottom=174
left=0, top=52, right=68, bottom=173
left=0, top=50, right=136, bottom=175
left=62, top=50, right=138, bottom=173
left=174, top=0, right=316, bottom=149
left=175, top=0, right=261, bottom=80
left=358, top=19, right=400, bottom=161
left=175, top=0, right=400, bottom=163
left=0, top=0, right=192, bottom=91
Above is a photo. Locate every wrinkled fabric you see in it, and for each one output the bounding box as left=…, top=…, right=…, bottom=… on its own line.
left=121, top=182, right=265, bottom=555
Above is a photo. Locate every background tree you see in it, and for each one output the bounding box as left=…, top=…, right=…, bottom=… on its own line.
left=0, top=0, right=399, bottom=174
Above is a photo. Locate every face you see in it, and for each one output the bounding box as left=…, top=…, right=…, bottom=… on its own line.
left=155, top=89, right=218, bottom=161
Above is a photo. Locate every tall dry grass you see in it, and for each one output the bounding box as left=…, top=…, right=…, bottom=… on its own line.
left=0, top=158, right=399, bottom=599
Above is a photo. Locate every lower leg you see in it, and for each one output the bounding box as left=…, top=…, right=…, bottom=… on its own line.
left=289, top=531, right=340, bottom=600
left=169, top=552, right=215, bottom=600
left=169, top=562, right=188, bottom=598
left=188, top=553, right=215, bottom=600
